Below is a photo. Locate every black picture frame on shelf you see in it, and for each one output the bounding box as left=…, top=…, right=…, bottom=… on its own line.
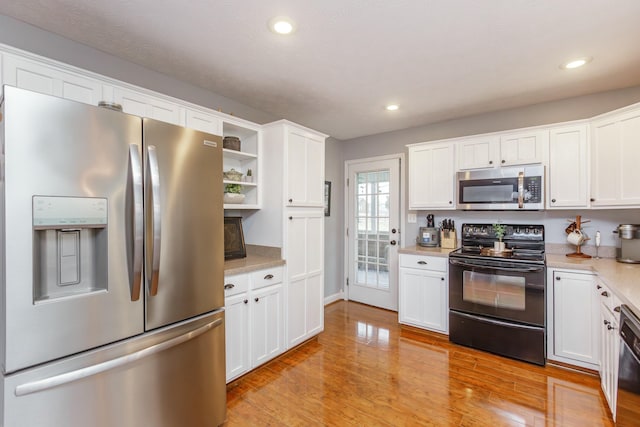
left=324, top=181, right=331, bottom=217
left=224, top=216, right=246, bottom=260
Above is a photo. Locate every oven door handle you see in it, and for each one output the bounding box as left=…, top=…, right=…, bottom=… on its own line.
left=449, top=258, right=545, bottom=274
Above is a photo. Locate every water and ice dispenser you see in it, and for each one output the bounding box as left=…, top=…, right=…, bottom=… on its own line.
left=32, top=196, right=108, bottom=302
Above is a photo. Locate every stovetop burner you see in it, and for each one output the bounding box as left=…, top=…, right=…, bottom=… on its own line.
left=450, top=223, right=546, bottom=264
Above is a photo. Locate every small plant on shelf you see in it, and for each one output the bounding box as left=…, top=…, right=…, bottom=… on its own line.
left=224, top=183, right=243, bottom=194
left=224, top=184, right=245, bottom=204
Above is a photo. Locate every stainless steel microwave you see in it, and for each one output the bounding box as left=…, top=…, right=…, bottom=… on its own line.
left=456, top=165, right=545, bottom=210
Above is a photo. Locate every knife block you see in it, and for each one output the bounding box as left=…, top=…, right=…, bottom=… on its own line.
left=440, top=229, right=457, bottom=249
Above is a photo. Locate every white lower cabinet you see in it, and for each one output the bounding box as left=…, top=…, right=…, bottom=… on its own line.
left=547, top=269, right=600, bottom=369
left=597, top=279, right=621, bottom=420
left=224, top=266, right=285, bottom=383
left=285, top=210, right=324, bottom=347
left=398, top=254, right=448, bottom=334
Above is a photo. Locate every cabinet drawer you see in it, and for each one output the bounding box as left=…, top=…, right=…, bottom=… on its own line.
left=399, top=254, right=448, bottom=272
left=251, top=267, right=284, bottom=290
left=224, top=274, right=249, bottom=297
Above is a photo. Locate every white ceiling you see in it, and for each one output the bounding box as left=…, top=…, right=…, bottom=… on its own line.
left=1, top=1, right=640, bottom=140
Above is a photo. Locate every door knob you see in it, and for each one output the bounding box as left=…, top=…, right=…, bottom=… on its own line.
left=390, top=240, right=397, bottom=245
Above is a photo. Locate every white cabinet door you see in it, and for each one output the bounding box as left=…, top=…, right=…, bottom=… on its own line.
left=398, top=254, right=448, bottom=333
left=185, top=109, right=222, bottom=135
left=3, top=54, right=104, bottom=105
left=408, top=142, right=455, bottom=210
left=551, top=271, right=599, bottom=368
left=591, top=108, right=640, bottom=207
left=548, top=124, right=589, bottom=208
left=499, top=129, right=547, bottom=166
left=398, top=268, right=448, bottom=333
left=457, top=136, right=499, bottom=170
left=113, top=87, right=183, bottom=125
left=285, top=129, right=325, bottom=207
left=251, top=284, right=285, bottom=367
left=600, top=303, right=620, bottom=418
left=224, top=293, right=250, bottom=383
left=285, top=210, right=324, bottom=347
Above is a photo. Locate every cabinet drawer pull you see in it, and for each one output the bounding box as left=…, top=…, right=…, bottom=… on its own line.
left=441, top=277, right=445, bottom=281
left=224, top=284, right=235, bottom=290
left=254, top=298, right=259, bottom=302
left=601, top=291, right=609, bottom=297
left=417, top=261, right=427, bottom=265
left=244, top=299, right=248, bottom=304
left=264, top=274, right=274, bottom=280
left=614, top=306, right=621, bottom=313
left=596, top=285, right=602, bottom=289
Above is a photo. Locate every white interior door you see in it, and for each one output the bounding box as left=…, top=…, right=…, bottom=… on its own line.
left=346, top=157, right=401, bottom=311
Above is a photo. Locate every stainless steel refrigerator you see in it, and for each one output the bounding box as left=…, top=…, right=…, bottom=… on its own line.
left=0, top=86, right=226, bottom=426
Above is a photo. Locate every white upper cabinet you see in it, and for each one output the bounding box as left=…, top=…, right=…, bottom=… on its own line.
left=2, top=53, right=104, bottom=105
left=590, top=106, right=640, bottom=208
left=499, top=129, right=547, bottom=166
left=457, top=135, right=500, bottom=170
left=112, top=87, right=183, bottom=126
left=262, top=120, right=327, bottom=208
left=547, top=124, right=589, bottom=209
left=185, top=108, right=223, bottom=136
left=408, top=142, right=455, bottom=210
left=285, top=128, right=325, bottom=207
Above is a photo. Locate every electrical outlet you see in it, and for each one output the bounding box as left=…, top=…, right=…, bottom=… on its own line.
left=407, top=213, right=417, bottom=223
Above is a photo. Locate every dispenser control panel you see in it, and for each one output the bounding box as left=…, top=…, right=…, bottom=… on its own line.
left=33, top=196, right=107, bottom=228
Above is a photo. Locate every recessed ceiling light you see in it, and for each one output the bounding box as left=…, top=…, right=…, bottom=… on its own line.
left=385, top=104, right=399, bottom=111
left=561, top=57, right=592, bottom=70
left=269, top=16, right=296, bottom=35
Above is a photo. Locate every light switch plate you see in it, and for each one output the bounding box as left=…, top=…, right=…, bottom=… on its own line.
left=407, top=213, right=417, bottom=223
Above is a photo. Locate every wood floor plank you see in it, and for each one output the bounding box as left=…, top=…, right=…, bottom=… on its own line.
left=223, top=301, right=613, bottom=426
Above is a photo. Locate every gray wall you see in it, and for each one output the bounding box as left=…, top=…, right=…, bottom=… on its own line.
left=323, top=137, right=344, bottom=299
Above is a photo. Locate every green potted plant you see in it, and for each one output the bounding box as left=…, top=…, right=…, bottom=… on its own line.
left=224, top=183, right=245, bottom=204
left=245, top=168, right=253, bottom=183
left=493, top=223, right=506, bottom=252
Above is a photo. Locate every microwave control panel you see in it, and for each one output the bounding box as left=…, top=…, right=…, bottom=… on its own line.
left=523, top=177, right=542, bottom=202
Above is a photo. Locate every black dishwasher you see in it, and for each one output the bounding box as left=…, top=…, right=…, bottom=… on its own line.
left=616, top=305, right=640, bottom=426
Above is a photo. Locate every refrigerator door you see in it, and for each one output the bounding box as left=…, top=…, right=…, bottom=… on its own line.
left=1, top=87, right=144, bottom=373
left=143, top=119, right=224, bottom=330
left=2, top=310, right=226, bottom=427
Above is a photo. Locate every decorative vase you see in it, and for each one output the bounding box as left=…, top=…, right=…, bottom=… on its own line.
left=494, top=241, right=505, bottom=252
left=224, top=193, right=245, bottom=204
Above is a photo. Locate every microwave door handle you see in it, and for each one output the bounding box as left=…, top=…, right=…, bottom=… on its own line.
left=146, top=145, right=162, bottom=296
left=129, top=145, right=143, bottom=301
left=518, top=172, right=524, bottom=208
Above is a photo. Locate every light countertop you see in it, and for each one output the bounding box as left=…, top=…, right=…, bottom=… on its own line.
left=224, top=254, right=285, bottom=275
left=399, top=245, right=456, bottom=257
left=546, top=254, right=640, bottom=318
left=224, top=245, right=285, bottom=275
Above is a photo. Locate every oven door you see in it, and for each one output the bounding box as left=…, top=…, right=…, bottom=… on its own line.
left=449, top=257, right=545, bottom=326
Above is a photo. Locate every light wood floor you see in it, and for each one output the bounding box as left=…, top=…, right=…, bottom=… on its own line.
left=225, top=301, right=613, bottom=426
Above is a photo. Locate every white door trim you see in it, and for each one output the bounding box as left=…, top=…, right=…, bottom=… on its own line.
left=342, top=153, right=406, bottom=304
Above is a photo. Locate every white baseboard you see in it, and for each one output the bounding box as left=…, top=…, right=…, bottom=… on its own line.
left=324, top=291, right=345, bottom=306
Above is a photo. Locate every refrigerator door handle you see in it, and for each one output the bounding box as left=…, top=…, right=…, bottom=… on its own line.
left=146, top=145, right=162, bottom=296
left=129, top=145, right=143, bottom=301
left=14, top=317, right=223, bottom=397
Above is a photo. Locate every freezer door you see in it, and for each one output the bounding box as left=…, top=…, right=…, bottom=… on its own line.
left=2, top=310, right=226, bottom=427
left=143, top=118, right=224, bottom=330
left=1, top=87, right=144, bottom=373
